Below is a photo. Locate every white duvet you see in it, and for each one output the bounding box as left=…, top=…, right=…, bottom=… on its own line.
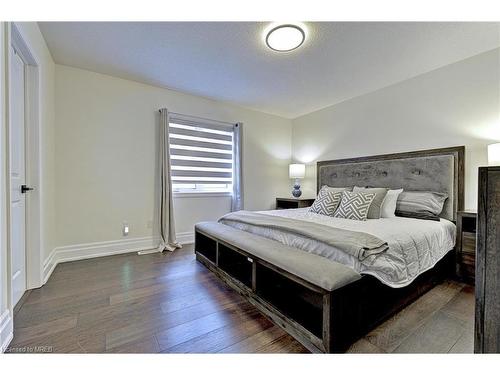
left=223, top=208, right=456, bottom=288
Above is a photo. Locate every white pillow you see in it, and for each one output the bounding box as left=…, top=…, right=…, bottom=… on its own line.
left=380, top=189, right=403, bottom=218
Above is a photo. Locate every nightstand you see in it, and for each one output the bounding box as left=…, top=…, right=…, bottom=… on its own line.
left=276, top=197, right=315, bottom=209
left=456, top=211, right=476, bottom=284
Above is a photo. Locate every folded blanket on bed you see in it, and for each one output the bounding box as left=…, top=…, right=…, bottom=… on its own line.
left=219, top=211, right=388, bottom=260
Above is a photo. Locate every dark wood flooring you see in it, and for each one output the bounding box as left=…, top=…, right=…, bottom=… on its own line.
left=7, top=245, right=474, bottom=353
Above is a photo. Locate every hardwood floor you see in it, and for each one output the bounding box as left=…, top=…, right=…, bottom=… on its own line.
left=7, top=245, right=474, bottom=353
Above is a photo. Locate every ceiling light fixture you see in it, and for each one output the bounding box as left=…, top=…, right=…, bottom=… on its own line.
left=265, top=24, right=305, bottom=52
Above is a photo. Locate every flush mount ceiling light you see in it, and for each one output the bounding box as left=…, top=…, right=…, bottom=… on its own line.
left=265, top=24, right=305, bottom=52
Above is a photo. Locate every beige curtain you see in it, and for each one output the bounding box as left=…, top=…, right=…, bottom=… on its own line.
left=158, top=108, right=181, bottom=252
left=231, top=122, right=243, bottom=211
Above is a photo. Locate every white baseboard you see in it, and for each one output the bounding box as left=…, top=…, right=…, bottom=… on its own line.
left=43, top=248, right=57, bottom=284
left=177, top=231, right=194, bottom=246
left=0, top=310, right=13, bottom=353
left=43, top=231, right=195, bottom=284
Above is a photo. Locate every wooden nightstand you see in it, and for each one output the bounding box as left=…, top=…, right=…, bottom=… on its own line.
left=276, top=197, right=315, bottom=209
left=456, top=211, right=476, bottom=284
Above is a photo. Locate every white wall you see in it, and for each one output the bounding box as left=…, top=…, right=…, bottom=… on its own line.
left=54, top=65, right=292, bottom=248
left=0, top=22, right=55, bottom=351
left=292, top=48, right=500, bottom=210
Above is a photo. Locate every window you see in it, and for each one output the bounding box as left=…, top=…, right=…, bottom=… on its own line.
left=169, top=115, right=235, bottom=194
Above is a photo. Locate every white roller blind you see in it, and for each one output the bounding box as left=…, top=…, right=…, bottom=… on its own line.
left=169, top=116, right=235, bottom=192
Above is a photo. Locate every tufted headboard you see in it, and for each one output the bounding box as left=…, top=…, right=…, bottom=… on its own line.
left=316, top=146, right=465, bottom=221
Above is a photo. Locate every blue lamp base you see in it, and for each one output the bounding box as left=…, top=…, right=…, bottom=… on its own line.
left=292, top=181, right=302, bottom=198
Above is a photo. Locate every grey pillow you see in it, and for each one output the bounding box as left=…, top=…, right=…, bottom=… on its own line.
left=321, top=185, right=353, bottom=193
left=309, top=187, right=343, bottom=216
left=395, top=210, right=441, bottom=221
left=353, top=186, right=389, bottom=219
left=333, top=191, right=376, bottom=221
left=395, top=191, right=448, bottom=220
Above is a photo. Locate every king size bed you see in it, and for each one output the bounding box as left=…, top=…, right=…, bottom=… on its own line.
left=194, top=146, right=465, bottom=353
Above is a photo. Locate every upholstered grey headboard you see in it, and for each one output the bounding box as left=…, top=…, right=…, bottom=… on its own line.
left=317, top=147, right=465, bottom=221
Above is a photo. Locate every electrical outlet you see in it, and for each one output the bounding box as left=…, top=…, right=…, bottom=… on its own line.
left=123, top=222, right=129, bottom=236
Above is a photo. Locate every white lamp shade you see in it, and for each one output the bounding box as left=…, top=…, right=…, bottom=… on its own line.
left=488, top=143, right=500, bottom=166
left=289, top=164, right=305, bottom=179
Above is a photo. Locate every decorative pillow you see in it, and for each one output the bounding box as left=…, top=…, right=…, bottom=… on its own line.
left=333, top=191, right=376, bottom=221
left=395, top=191, right=448, bottom=221
left=380, top=188, right=404, bottom=218
left=309, top=187, right=343, bottom=216
left=353, top=186, right=388, bottom=219
left=395, top=210, right=441, bottom=221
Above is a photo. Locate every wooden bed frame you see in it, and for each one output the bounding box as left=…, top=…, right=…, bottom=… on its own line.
left=194, top=146, right=465, bottom=353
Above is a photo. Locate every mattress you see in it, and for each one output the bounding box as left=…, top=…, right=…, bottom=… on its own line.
left=223, top=208, right=456, bottom=288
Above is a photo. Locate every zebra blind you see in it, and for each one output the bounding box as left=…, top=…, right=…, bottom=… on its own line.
left=169, top=116, right=234, bottom=193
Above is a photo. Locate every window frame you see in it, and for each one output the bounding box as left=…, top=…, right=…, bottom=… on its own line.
left=169, top=114, right=236, bottom=196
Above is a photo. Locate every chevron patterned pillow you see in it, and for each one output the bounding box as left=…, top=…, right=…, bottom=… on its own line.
left=333, top=191, right=376, bottom=221
left=309, top=187, right=343, bottom=216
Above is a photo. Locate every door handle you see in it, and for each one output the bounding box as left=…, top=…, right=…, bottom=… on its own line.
left=21, top=185, right=34, bottom=194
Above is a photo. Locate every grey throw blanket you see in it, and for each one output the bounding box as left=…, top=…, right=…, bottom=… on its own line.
left=219, top=211, right=389, bottom=261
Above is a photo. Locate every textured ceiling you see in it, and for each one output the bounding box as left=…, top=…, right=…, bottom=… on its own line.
left=39, top=22, right=500, bottom=118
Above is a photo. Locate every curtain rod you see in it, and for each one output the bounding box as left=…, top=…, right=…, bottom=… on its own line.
left=158, top=109, right=236, bottom=127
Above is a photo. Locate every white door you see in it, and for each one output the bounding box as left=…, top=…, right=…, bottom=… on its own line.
left=10, top=46, right=27, bottom=307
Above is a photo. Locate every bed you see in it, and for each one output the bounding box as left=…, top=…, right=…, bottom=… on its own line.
left=222, top=208, right=456, bottom=288
left=194, top=146, right=465, bottom=353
